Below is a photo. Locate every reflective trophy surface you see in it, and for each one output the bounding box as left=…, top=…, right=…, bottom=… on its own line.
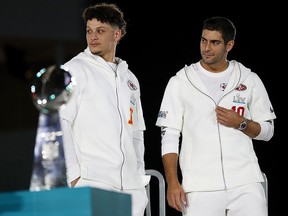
left=30, top=65, right=75, bottom=191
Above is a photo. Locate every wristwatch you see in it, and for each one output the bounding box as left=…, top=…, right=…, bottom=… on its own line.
left=238, top=118, right=247, bottom=130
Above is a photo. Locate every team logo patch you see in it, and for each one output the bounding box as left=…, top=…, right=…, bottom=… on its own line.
left=220, top=83, right=227, bottom=91
left=235, top=84, right=247, bottom=91
left=127, top=80, right=137, bottom=90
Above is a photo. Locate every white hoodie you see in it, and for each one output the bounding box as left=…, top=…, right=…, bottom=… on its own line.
left=156, top=60, right=276, bottom=192
left=60, top=48, right=150, bottom=190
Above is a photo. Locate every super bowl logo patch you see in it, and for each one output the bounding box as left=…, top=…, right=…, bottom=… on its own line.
left=233, top=93, right=246, bottom=104
left=127, top=80, right=137, bottom=90
left=130, top=94, right=136, bottom=105
left=235, top=84, right=247, bottom=91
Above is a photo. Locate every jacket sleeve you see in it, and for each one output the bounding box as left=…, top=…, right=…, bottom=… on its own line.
left=249, top=73, right=276, bottom=122
left=60, top=118, right=80, bottom=185
left=133, top=130, right=146, bottom=175
left=59, top=60, right=85, bottom=185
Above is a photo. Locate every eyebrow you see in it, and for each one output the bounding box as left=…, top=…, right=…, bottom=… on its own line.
left=201, top=37, right=221, bottom=43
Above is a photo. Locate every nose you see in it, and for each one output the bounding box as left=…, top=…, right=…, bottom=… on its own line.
left=87, top=30, right=99, bottom=40
left=204, top=42, right=212, bottom=51
left=91, top=32, right=98, bottom=40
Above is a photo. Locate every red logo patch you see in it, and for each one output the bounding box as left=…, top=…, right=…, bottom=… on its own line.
left=127, top=80, right=137, bottom=90
left=235, top=84, right=247, bottom=91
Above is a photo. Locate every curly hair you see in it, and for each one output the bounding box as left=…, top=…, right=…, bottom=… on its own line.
left=82, top=2, right=127, bottom=37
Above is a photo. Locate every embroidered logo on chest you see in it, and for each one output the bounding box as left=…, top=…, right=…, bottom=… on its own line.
left=233, top=93, right=246, bottom=104
left=127, top=80, right=137, bottom=90
left=235, top=84, right=247, bottom=91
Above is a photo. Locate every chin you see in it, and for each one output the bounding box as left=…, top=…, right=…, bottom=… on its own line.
left=90, top=48, right=101, bottom=55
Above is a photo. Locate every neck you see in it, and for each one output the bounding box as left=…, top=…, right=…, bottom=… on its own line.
left=200, top=60, right=229, bottom=73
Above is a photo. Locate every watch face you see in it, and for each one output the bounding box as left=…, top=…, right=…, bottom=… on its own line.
left=239, top=120, right=247, bottom=130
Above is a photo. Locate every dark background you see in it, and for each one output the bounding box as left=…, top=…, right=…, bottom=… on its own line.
left=0, top=0, right=284, bottom=215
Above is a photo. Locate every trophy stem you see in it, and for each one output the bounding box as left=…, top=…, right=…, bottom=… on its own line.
left=30, top=111, right=67, bottom=191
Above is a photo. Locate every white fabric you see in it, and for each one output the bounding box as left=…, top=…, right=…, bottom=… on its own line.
left=183, top=183, right=267, bottom=216
left=75, top=178, right=148, bottom=216
left=156, top=60, right=276, bottom=192
left=196, top=61, right=233, bottom=103
left=60, top=47, right=150, bottom=190
left=133, top=130, right=146, bottom=175
left=160, top=127, right=181, bottom=155
left=254, top=120, right=274, bottom=141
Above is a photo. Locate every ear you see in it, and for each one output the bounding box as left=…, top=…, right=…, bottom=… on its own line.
left=226, top=40, right=235, bottom=52
left=114, top=29, right=122, bottom=42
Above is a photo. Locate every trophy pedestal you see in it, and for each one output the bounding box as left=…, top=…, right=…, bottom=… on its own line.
left=0, top=186, right=131, bottom=216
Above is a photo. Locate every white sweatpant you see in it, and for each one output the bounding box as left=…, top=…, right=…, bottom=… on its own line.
left=183, top=183, right=267, bottom=216
left=75, top=178, right=148, bottom=216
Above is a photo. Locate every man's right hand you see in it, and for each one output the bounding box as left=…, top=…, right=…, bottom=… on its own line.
left=70, top=176, right=80, bottom=187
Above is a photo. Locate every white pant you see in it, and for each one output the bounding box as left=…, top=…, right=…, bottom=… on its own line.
left=183, top=183, right=267, bottom=216
left=75, top=178, right=148, bottom=216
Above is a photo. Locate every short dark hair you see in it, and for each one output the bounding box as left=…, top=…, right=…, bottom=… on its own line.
left=83, top=2, right=127, bottom=37
left=203, top=16, right=236, bottom=45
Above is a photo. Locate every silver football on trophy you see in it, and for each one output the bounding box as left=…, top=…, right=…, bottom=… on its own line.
left=31, top=65, right=75, bottom=113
